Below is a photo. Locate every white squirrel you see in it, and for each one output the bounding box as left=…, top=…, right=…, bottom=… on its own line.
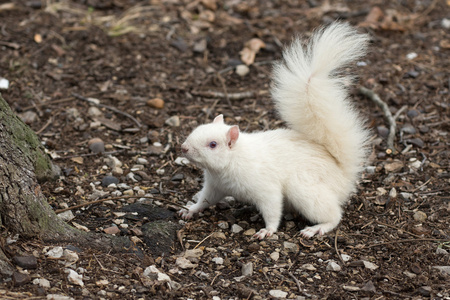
left=179, top=22, right=370, bottom=239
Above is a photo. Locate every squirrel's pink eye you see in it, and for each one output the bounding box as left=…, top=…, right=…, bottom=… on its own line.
left=209, top=141, right=217, bottom=149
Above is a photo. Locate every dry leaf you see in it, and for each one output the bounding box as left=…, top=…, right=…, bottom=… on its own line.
left=71, top=156, right=84, bottom=164
left=201, top=0, right=217, bottom=11
left=358, top=6, right=384, bottom=29
left=240, top=38, right=266, bottom=66
left=439, top=40, right=450, bottom=49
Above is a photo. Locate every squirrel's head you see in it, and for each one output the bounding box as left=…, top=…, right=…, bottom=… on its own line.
left=181, top=114, right=239, bottom=171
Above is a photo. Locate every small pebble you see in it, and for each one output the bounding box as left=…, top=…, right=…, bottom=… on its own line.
left=231, top=224, right=243, bottom=233
left=241, top=262, right=253, bottom=276
left=218, top=221, right=229, bottom=229
left=13, top=256, right=38, bottom=269
left=377, top=125, right=389, bottom=138
left=326, top=261, right=341, bottom=272
left=413, top=211, right=427, bottom=222
left=101, top=175, right=119, bottom=187
left=146, top=98, right=165, bottom=109
left=13, top=271, right=31, bottom=287
left=269, top=290, right=288, bottom=298
left=87, top=106, right=103, bottom=117
left=171, top=173, right=184, bottom=181
left=407, top=138, right=424, bottom=148
left=88, top=138, right=105, bottom=153
left=212, top=257, right=224, bottom=265
left=401, top=124, right=416, bottom=134
left=165, top=116, right=180, bottom=127
left=283, top=241, right=299, bottom=253
left=407, top=109, right=419, bottom=118
left=270, top=251, right=280, bottom=261
left=0, top=77, right=10, bottom=89
left=235, top=64, right=250, bottom=76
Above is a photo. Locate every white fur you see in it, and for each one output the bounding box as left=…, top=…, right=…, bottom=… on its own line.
left=179, top=22, right=370, bottom=239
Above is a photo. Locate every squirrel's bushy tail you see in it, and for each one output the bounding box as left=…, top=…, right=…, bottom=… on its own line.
left=272, top=22, right=370, bottom=179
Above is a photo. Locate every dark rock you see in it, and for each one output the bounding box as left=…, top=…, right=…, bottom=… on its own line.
left=418, top=286, right=432, bottom=297
left=141, top=220, right=182, bottom=256
left=407, top=138, right=424, bottom=148
left=13, top=271, right=31, bottom=286
left=405, top=70, right=419, bottom=78
left=13, top=256, right=37, bottom=269
left=401, top=124, right=416, bottom=134
left=171, top=173, right=184, bottom=181
left=361, top=280, right=376, bottom=293
left=418, top=125, right=429, bottom=133
left=247, top=243, right=260, bottom=253
left=377, top=125, right=389, bottom=138
left=150, top=188, right=160, bottom=194
left=88, top=138, right=105, bottom=153
left=411, top=264, right=422, bottom=274
left=407, top=109, right=420, bottom=118
left=101, top=175, right=119, bottom=187
left=170, top=38, right=188, bottom=52
left=65, top=245, right=83, bottom=253
left=121, top=203, right=174, bottom=221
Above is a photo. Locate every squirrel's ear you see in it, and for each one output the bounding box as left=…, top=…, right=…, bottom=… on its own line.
left=213, top=114, right=224, bottom=124
left=226, top=125, right=239, bottom=148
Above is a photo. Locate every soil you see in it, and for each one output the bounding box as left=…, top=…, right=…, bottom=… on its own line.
left=0, top=0, right=449, bottom=299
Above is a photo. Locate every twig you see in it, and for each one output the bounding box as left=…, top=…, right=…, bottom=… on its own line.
left=190, top=89, right=268, bottom=100
left=216, top=72, right=235, bottom=113
left=334, top=228, right=345, bottom=265
left=375, top=221, right=422, bottom=239
left=359, top=86, right=397, bottom=154
left=193, top=233, right=213, bottom=249
left=72, top=92, right=142, bottom=128
left=54, top=195, right=188, bottom=214
left=288, top=272, right=303, bottom=292
left=366, top=238, right=448, bottom=248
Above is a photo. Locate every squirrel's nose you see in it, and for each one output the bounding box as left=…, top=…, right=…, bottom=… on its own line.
left=181, top=144, right=188, bottom=153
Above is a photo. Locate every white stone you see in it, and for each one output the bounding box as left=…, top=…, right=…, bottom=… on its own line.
left=363, top=261, right=379, bottom=270
left=326, top=260, right=341, bottom=272
left=58, top=210, right=75, bottom=222
left=432, top=266, right=450, bottom=275
left=136, top=158, right=149, bottom=165
left=341, top=254, right=351, bottom=262
left=0, top=78, right=9, bottom=89
left=87, top=106, right=103, bottom=117
left=184, top=249, right=203, bottom=259
left=270, top=251, right=280, bottom=261
left=218, top=221, right=229, bottom=229
left=212, top=257, right=224, bottom=265
left=174, top=157, right=190, bottom=166
left=301, top=263, right=317, bottom=271
left=242, top=262, right=253, bottom=276
left=165, top=116, right=180, bottom=127
left=66, top=269, right=84, bottom=286
left=235, top=64, right=250, bottom=76
left=63, top=249, right=79, bottom=263
left=143, top=265, right=171, bottom=282
left=33, top=278, right=51, bottom=288
left=269, top=290, right=288, bottom=298
left=46, top=247, right=64, bottom=259
left=46, top=294, right=74, bottom=300
left=406, top=52, right=417, bottom=60
left=231, top=224, right=243, bottom=233
left=176, top=257, right=198, bottom=269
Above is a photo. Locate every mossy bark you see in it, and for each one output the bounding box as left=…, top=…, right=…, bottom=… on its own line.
left=0, top=94, right=133, bottom=257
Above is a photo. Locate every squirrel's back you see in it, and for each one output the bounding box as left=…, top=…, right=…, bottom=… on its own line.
left=271, top=22, right=370, bottom=181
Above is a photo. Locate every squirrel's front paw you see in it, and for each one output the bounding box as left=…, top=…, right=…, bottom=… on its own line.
left=178, top=209, right=194, bottom=220
left=253, top=228, right=275, bottom=240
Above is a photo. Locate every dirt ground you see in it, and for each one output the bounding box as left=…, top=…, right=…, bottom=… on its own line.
left=0, top=0, right=449, bottom=299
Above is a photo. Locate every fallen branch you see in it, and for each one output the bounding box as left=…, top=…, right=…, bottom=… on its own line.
left=72, top=92, right=142, bottom=128
left=55, top=195, right=188, bottom=214
left=359, top=87, right=397, bottom=154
